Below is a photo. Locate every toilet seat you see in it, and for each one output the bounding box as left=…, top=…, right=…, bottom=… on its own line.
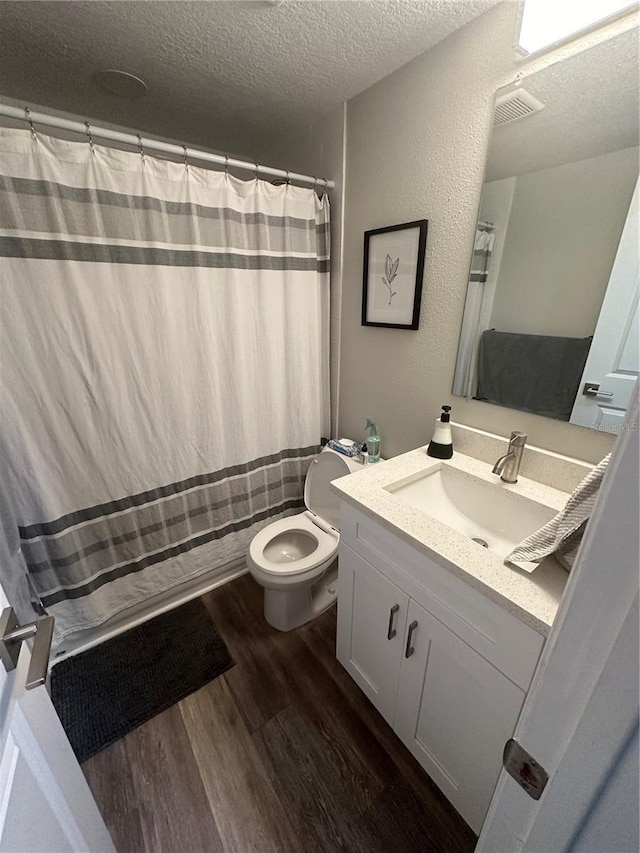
left=248, top=510, right=338, bottom=577
left=247, top=446, right=363, bottom=631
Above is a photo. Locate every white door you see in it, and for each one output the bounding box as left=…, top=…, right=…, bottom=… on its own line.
left=336, top=544, right=408, bottom=721
left=393, top=599, right=525, bottom=834
left=478, top=387, right=639, bottom=852
left=0, top=583, right=114, bottom=853
left=571, top=178, right=639, bottom=429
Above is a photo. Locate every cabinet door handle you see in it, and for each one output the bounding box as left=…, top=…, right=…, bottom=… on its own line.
left=405, top=620, right=418, bottom=658
left=387, top=604, right=400, bottom=640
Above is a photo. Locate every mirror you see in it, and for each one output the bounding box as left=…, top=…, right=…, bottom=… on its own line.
left=453, top=28, right=639, bottom=430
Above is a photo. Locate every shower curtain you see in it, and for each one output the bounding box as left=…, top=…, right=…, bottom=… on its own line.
left=452, top=226, right=495, bottom=398
left=0, top=128, right=330, bottom=646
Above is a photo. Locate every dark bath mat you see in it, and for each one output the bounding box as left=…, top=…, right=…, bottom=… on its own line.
left=50, top=597, right=233, bottom=763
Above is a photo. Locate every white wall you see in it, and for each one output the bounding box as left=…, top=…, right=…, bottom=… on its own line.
left=337, top=1, right=614, bottom=462
left=489, top=146, right=638, bottom=337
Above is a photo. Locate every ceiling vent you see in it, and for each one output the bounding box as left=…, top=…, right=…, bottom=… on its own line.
left=493, top=88, right=545, bottom=127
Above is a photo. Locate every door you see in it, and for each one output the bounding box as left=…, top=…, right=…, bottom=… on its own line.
left=571, top=178, right=639, bottom=429
left=478, top=388, right=639, bottom=851
left=336, top=544, right=408, bottom=721
left=394, top=599, right=526, bottom=834
left=0, top=583, right=114, bottom=852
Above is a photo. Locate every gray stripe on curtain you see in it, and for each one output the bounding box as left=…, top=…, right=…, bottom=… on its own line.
left=469, top=248, right=492, bottom=283
left=20, top=445, right=321, bottom=538
left=38, top=498, right=305, bottom=607
left=0, top=173, right=330, bottom=256
left=23, top=445, right=321, bottom=607
left=0, top=236, right=330, bottom=272
left=26, top=476, right=300, bottom=576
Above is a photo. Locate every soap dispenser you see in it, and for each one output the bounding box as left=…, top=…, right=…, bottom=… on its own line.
left=427, top=406, right=453, bottom=459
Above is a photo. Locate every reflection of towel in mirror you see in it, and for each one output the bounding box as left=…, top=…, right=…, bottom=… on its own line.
left=476, top=331, right=592, bottom=420
left=506, top=454, right=611, bottom=571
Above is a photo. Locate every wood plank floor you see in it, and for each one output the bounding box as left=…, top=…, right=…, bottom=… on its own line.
left=82, top=573, right=477, bottom=853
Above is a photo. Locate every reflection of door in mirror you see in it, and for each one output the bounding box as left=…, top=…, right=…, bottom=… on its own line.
left=570, top=179, right=639, bottom=430
left=452, top=28, right=639, bottom=431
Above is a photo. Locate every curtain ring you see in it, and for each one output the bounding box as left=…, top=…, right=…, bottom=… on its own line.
left=183, top=145, right=189, bottom=170
left=254, top=161, right=259, bottom=181
left=285, top=169, right=291, bottom=187
left=84, top=121, right=95, bottom=153
left=137, top=134, right=145, bottom=162
left=24, top=106, right=37, bottom=143
left=224, top=155, right=229, bottom=176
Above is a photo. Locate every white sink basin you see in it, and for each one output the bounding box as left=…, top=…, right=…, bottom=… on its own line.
left=386, top=464, right=556, bottom=559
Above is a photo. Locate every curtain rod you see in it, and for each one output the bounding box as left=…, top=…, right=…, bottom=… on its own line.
left=0, top=104, right=334, bottom=190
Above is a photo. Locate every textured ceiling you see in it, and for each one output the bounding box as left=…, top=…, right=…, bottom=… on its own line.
left=486, top=26, right=639, bottom=181
left=0, top=0, right=499, bottom=160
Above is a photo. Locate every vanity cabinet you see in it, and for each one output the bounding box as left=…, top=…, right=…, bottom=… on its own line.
left=336, top=505, right=545, bottom=833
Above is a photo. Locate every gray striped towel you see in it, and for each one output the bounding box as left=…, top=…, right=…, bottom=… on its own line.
left=506, top=454, right=611, bottom=572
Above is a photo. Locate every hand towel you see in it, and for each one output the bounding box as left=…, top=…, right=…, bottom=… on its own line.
left=506, top=454, right=611, bottom=571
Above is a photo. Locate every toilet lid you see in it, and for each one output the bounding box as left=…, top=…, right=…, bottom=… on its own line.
left=304, top=450, right=353, bottom=529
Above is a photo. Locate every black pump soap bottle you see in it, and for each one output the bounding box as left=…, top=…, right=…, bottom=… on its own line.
left=427, top=405, right=453, bottom=459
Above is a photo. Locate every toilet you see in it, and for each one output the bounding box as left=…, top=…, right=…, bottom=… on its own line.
left=247, top=446, right=361, bottom=631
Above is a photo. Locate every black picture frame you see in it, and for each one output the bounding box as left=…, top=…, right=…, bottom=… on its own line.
left=361, top=219, right=428, bottom=329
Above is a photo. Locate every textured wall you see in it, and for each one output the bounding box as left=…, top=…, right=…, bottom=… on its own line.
left=339, top=2, right=614, bottom=462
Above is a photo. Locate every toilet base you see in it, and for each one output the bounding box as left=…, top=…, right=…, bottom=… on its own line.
left=263, top=563, right=338, bottom=631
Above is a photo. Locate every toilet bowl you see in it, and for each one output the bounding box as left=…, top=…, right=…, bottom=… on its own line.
left=247, top=446, right=361, bottom=631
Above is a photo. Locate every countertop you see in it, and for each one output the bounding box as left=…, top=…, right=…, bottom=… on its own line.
left=330, top=448, right=571, bottom=636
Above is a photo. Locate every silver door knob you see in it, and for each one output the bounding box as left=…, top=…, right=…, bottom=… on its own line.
left=582, top=382, right=614, bottom=399
left=0, top=607, right=54, bottom=689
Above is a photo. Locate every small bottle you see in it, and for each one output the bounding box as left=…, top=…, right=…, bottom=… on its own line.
left=360, top=444, right=369, bottom=465
left=427, top=406, right=453, bottom=459
left=365, top=419, right=381, bottom=464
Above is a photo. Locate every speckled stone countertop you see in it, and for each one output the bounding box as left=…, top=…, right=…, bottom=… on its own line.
left=331, top=448, right=572, bottom=636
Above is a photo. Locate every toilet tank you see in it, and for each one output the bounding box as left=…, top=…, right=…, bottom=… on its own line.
left=304, top=447, right=360, bottom=530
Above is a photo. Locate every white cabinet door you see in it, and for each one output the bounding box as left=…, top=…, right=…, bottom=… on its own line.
left=337, top=545, right=408, bottom=721
left=394, top=599, right=526, bottom=834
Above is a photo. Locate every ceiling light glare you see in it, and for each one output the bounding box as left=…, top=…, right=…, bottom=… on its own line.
left=518, top=0, right=635, bottom=54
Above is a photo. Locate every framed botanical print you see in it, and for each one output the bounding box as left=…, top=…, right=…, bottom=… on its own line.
left=361, top=219, right=428, bottom=329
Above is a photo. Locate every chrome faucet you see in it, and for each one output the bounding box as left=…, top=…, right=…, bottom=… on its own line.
left=492, top=431, right=527, bottom=483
